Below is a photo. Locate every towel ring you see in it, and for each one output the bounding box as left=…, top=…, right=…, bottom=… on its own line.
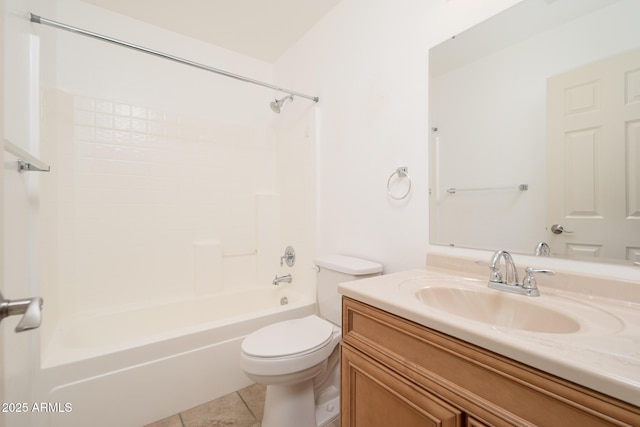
left=387, top=167, right=411, bottom=200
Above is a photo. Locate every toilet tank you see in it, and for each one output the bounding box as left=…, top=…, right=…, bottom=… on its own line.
left=314, top=255, right=383, bottom=325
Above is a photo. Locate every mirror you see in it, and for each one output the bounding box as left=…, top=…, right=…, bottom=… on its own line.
left=429, top=0, right=640, bottom=265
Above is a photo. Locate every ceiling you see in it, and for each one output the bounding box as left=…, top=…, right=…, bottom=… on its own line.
left=82, top=0, right=341, bottom=63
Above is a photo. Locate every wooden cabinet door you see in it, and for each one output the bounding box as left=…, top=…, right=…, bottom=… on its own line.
left=341, top=343, right=463, bottom=427
left=342, top=297, right=640, bottom=426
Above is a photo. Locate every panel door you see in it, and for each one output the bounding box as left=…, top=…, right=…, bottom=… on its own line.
left=2, top=2, right=45, bottom=426
left=546, top=48, right=640, bottom=261
left=341, top=344, right=463, bottom=427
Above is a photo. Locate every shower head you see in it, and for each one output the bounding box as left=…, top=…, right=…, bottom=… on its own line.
left=270, top=95, right=293, bottom=113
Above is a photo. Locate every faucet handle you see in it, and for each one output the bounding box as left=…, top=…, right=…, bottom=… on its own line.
left=522, top=267, right=554, bottom=291
left=279, top=246, right=296, bottom=267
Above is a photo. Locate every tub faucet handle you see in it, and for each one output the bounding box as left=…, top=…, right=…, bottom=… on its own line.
left=280, top=246, right=296, bottom=267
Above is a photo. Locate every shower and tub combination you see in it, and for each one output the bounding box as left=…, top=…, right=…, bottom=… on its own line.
left=40, top=286, right=315, bottom=427
left=23, top=11, right=321, bottom=427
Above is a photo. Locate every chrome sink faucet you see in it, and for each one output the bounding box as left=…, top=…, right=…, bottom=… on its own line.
left=535, top=241, right=551, bottom=256
left=272, top=274, right=292, bottom=286
left=487, top=250, right=553, bottom=297
left=488, top=249, right=519, bottom=286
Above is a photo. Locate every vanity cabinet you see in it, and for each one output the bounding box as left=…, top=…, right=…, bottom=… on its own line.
left=340, top=297, right=640, bottom=427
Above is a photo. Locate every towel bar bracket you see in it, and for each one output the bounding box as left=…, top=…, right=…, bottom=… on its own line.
left=17, top=159, right=51, bottom=172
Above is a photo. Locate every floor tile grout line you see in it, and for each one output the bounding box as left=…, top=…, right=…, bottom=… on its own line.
left=237, top=390, right=259, bottom=423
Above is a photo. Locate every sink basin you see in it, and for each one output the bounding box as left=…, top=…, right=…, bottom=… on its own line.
left=415, top=287, right=580, bottom=334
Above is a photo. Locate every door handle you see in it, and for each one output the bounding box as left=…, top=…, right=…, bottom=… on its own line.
left=0, top=291, right=44, bottom=332
left=550, top=224, right=573, bottom=235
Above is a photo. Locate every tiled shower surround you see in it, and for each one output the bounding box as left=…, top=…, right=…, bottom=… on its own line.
left=40, top=89, right=281, bottom=333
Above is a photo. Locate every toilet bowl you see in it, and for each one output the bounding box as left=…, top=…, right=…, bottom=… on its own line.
left=241, top=315, right=342, bottom=427
left=240, top=255, right=382, bottom=427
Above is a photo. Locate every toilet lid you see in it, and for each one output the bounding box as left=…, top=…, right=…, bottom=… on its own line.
left=242, top=315, right=335, bottom=358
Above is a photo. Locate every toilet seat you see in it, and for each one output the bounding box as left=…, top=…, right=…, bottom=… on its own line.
left=242, top=315, right=334, bottom=358
left=240, top=315, right=341, bottom=378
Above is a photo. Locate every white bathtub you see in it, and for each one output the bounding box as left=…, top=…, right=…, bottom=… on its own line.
left=38, top=287, right=315, bottom=427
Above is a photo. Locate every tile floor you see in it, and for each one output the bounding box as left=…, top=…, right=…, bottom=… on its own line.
left=144, top=383, right=340, bottom=427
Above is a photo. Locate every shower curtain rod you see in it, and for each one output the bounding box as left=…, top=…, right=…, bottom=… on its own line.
left=29, top=13, right=320, bottom=103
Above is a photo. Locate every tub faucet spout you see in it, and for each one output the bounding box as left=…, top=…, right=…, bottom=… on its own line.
left=272, top=274, right=292, bottom=286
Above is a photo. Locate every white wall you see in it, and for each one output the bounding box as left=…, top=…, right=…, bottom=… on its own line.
left=52, top=1, right=274, bottom=126
left=276, top=0, right=640, bottom=281
left=275, top=0, right=522, bottom=273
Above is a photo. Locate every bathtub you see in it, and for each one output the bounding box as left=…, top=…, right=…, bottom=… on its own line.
left=38, top=286, right=315, bottom=427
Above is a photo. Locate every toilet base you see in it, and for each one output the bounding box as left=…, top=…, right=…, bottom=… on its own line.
left=316, top=394, right=339, bottom=426
left=261, top=380, right=340, bottom=427
left=259, top=357, right=340, bottom=427
left=262, top=380, right=317, bottom=427
left=314, top=356, right=340, bottom=426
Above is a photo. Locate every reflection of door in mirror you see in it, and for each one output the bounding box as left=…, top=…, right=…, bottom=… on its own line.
left=546, top=48, right=640, bottom=262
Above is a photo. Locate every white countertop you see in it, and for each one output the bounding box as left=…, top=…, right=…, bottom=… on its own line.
left=338, top=268, right=640, bottom=407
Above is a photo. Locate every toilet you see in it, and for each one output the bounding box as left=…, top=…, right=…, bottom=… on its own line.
left=240, top=255, right=383, bottom=427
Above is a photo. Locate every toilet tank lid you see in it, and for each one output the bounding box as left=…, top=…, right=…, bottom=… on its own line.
left=314, top=255, right=382, bottom=275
